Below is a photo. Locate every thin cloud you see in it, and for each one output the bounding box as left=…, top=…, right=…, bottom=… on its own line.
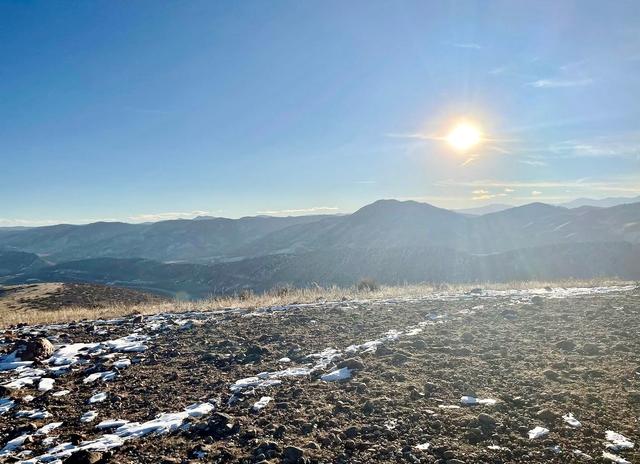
left=531, top=191, right=543, bottom=196
left=549, top=134, right=640, bottom=158
left=527, top=78, right=593, bottom=88
left=127, top=210, right=212, bottom=222
left=519, top=159, right=548, bottom=167
left=257, top=206, right=339, bottom=216
left=452, top=42, right=482, bottom=50
left=0, top=218, right=61, bottom=227
left=440, top=178, right=640, bottom=196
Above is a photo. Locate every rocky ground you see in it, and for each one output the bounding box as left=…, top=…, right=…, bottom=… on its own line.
left=0, top=285, right=638, bottom=463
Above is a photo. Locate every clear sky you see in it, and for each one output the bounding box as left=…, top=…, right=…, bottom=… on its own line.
left=1, top=1, right=639, bottom=225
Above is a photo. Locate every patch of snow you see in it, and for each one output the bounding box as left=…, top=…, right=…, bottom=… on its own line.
left=572, top=449, right=592, bottom=459
left=112, top=358, right=131, bottom=369
left=252, top=396, right=272, bottom=412
left=602, top=451, right=631, bottom=464
left=81, top=411, right=98, bottom=423
left=38, top=378, right=55, bottom=392
left=528, top=426, right=549, bottom=439
left=230, top=377, right=282, bottom=394
left=321, top=367, right=352, bottom=382
left=88, top=392, right=108, bottom=404
left=97, top=419, right=130, bottom=430
left=460, top=396, right=497, bottom=406
left=562, top=413, right=581, bottom=428
left=0, top=398, right=15, bottom=415
left=15, top=409, right=51, bottom=419
left=605, top=430, right=634, bottom=451
left=51, top=390, right=70, bottom=397
left=0, top=351, right=34, bottom=371
left=2, top=376, right=39, bottom=390
left=35, top=422, right=63, bottom=436
left=0, top=434, right=30, bottom=457
left=414, top=442, right=430, bottom=450
left=257, top=366, right=313, bottom=380
left=83, top=371, right=116, bottom=384
left=278, top=357, right=291, bottom=363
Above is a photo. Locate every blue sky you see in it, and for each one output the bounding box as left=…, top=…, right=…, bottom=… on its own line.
left=1, top=0, right=639, bottom=225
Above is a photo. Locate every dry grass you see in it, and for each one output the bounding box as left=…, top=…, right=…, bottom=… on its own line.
left=0, top=279, right=634, bottom=328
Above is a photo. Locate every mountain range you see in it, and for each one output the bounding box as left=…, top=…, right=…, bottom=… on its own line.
left=1, top=199, right=639, bottom=297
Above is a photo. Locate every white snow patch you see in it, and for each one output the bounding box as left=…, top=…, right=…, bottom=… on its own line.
left=0, top=434, right=30, bottom=457
left=321, top=367, right=352, bottom=382
left=602, top=451, right=631, bottom=464
left=0, top=398, right=15, bottom=415
left=2, top=376, right=38, bottom=390
left=605, top=430, right=634, bottom=451
left=16, top=403, right=213, bottom=462
left=487, top=445, right=509, bottom=451
left=414, top=443, right=430, bottom=450
left=112, top=358, right=131, bottom=369
left=81, top=411, right=98, bottom=423
left=528, top=426, right=549, bottom=439
left=38, top=378, right=55, bottom=392
left=35, top=422, right=63, bottom=436
left=562, top=413, right=581, bottom=428
left=88, top=392, right=108, bottom=404
left=51, top=390, right=70, bottom=397
left=460, top=396, right=497, bottom=406
left=97, top=419, right=130, bottom=430
left=15, top=409, right=51, bottom=419
left=0, top=351, right=34, bottom=371
left=83, top=371, right=116, bottom=384
left=251, top=396, right=272, bottom=412
left=230, top=377, right=282, bottom=394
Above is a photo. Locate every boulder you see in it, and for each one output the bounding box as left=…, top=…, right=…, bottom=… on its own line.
left=14, top=337, right=54, bottom=361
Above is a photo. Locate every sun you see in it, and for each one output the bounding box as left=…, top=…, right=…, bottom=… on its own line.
left=445, top=122, right=482, bottom=152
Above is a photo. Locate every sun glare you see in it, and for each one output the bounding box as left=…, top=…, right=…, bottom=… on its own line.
left=445, top=122, right=482, bottom=152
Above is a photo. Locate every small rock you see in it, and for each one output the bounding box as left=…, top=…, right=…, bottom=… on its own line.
left=63, top=450, right=104, bottom=464
left=206, top=412, right=239, bottom=438
left=337, top=358, right=365, bottom=371
left=581, top=343, right=601, bottom=356
left=543, top=369, right=560, bottom=381
left=555, top=339, right=576, bottom=351
left=344, top=426, right=359, bottom=438
left=628, top=391, right=640, bottom=404
left=478, top=413, right=497, bottom=427
left=531, top=296, right=544, bottom=306
left=465, top=427, right=483, bottom=443
left=283, top=446, right=304, bottom=463
left=536, top=408, right=559, bottom=423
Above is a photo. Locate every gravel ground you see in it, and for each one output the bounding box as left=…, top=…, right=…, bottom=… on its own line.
left=1, top=285, right=638, bottom=463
